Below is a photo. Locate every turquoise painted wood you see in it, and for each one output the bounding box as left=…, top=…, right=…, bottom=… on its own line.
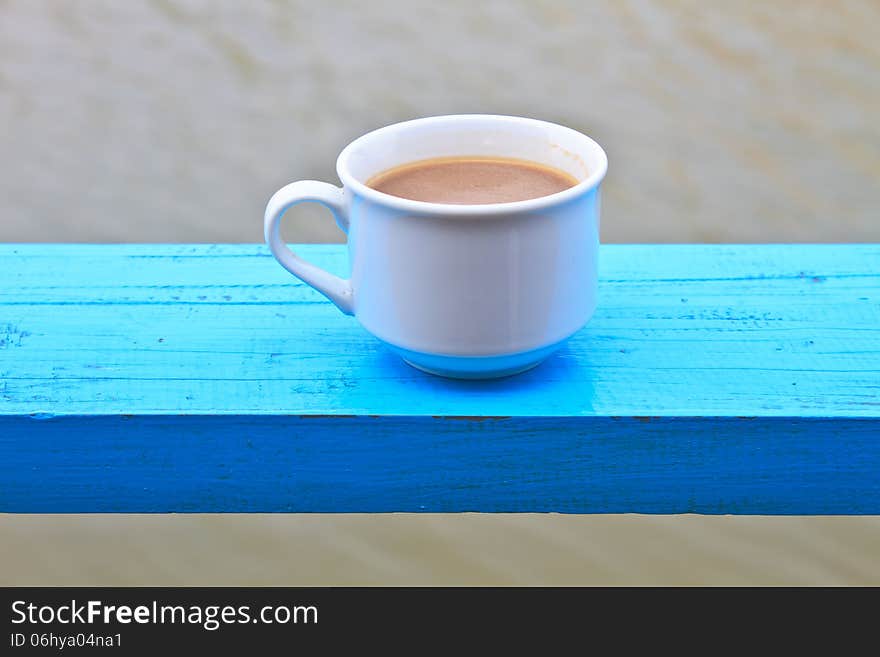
left=1, top=244, right=878, bottom=513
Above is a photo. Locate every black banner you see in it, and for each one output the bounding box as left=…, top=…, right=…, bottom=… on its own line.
left=1, top=587, right=872, bottom=653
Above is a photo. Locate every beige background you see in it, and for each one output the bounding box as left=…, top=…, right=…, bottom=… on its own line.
left=1, top=0, right=879, bottom=585
left=3, top=515, right=880, bottom=586
left=2, top=0, right=878, bottom=243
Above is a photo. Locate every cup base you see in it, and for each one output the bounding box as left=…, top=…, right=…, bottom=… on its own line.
left=387, top=341, right=566, bottom=380
left=402, top=356, right=545, bottom=380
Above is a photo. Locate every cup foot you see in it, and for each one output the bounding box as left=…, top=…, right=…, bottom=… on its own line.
left=402, top=356, right=545, bottom=380
left=387, top=341, right=566, bottom=380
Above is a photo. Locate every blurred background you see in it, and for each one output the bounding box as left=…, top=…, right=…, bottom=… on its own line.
left=2, top=0, right=878, bottom=243
left=1, top=0, right=879, bottom=585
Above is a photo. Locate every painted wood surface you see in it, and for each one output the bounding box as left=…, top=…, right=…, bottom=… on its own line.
left=1, top=245, right=878, bottom=513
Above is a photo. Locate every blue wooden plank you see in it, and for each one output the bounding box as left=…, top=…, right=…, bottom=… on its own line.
left=1, top=244, right=878, bottom=418
left=1, top=416, right=878, bottom=513
left=0, top=244, right=878, bottom=513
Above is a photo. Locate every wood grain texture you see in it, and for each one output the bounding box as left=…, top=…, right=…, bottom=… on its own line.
left=1, top=244, right=878, bottom=513
left=2, top=416, right=879, bottom=513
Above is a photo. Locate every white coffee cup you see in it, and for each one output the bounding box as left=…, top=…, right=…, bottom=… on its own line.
left=264, top=114, right=607, bottom=378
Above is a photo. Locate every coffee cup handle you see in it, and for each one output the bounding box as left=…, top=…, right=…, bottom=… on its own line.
left=264, top=181, right=354, bottom=315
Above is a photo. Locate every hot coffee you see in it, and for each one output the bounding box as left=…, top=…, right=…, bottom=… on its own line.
left=367, top=156, right=578, bottom=204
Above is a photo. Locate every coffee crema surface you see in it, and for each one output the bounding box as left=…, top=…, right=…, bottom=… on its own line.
left=366, top=156, right=579, bottom=204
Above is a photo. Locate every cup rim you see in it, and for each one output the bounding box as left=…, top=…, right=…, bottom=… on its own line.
left=336, top=114, right=608, bottom=216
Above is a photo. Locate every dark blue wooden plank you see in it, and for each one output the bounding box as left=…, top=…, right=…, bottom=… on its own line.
left=1, top=415, right=877, bottom=513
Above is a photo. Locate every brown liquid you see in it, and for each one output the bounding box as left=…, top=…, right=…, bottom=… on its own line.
left=367, top=156, right=578, bottom=204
